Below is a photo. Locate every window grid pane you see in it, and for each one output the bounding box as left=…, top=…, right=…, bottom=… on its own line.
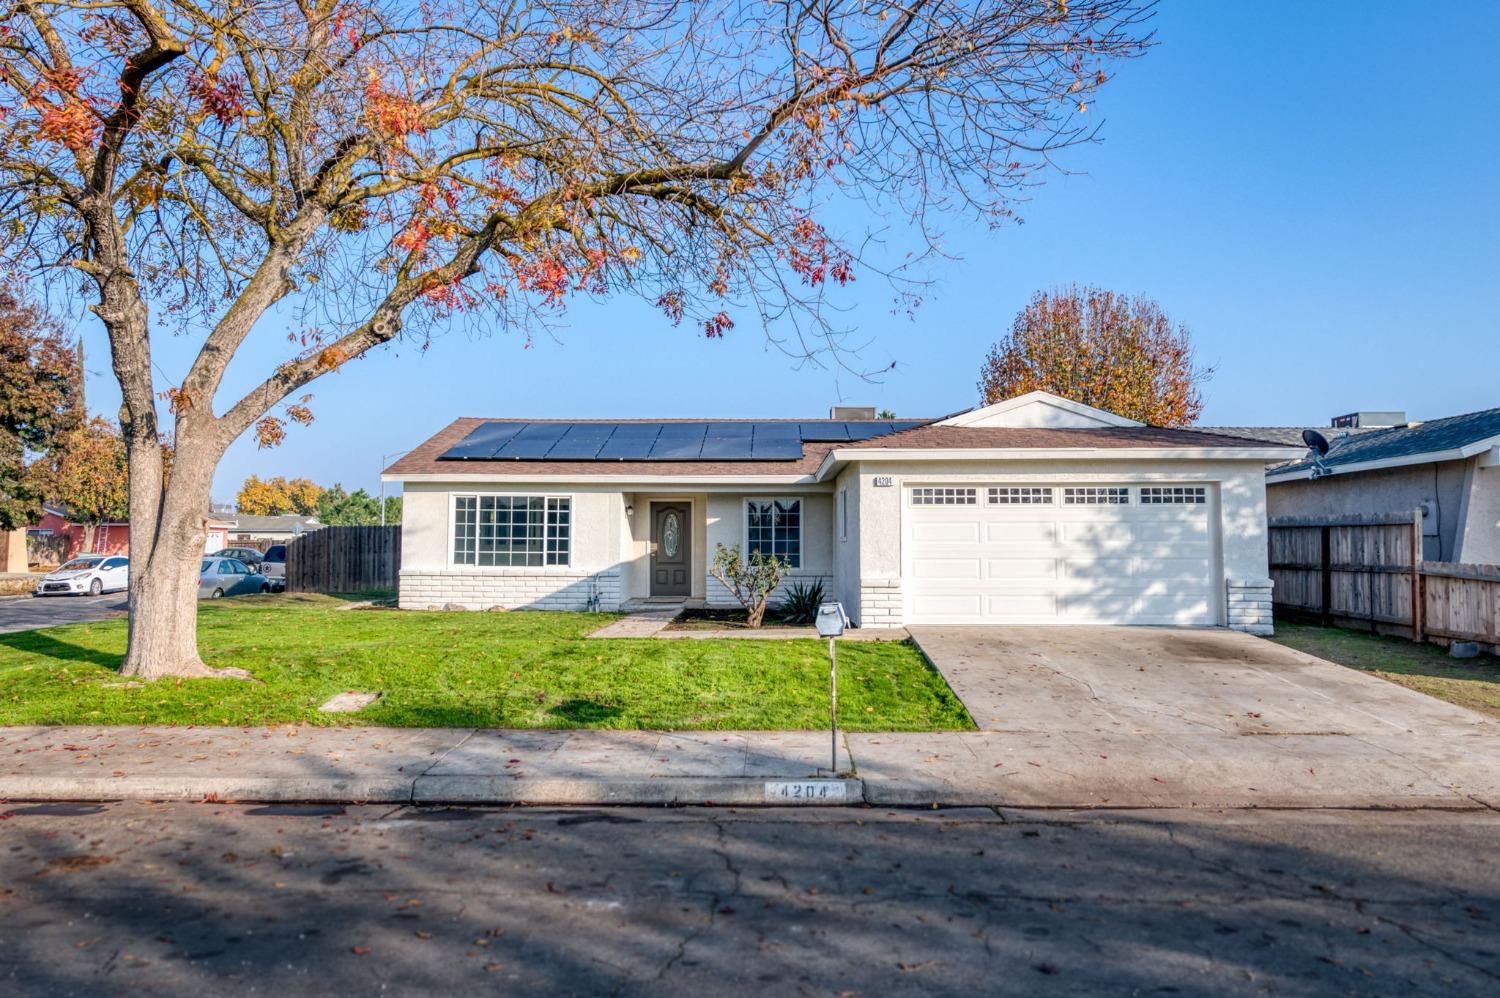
left=911, top=487, right=977, bottom=506
left=746, top=499, right=801, bottom=567
left=1063, top=487, right=1130, bottom=505
left=454, top=495, right=571, bottom=566
left=1140, top=486, right=1207, bottom=505
left=988, top=487, right=1053, bottom=505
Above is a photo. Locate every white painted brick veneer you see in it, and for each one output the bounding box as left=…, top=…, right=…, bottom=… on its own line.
left=704, top=573, right=831, bottom=609
left=399, top=570, right=621, bottom=612
left=858, top=578, right=903, bottom=629
left=1227, top=578, right=1274, bottom=636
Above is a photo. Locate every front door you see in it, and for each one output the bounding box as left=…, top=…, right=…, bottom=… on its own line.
left=650, top=502, right=692, bottom=597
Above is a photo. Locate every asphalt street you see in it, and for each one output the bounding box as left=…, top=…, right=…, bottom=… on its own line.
left=0, top=803, right=1496, bottom=996
left=0, top=593, right=127, bottom=635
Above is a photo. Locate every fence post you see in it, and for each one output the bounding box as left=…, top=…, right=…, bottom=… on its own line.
left=1319, top=525, right=1332, bottom=627
left=1411, top=510, right=1423, bottom=642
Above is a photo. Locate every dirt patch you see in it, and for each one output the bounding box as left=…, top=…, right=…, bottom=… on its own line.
left=664, top=608, right=813, bottom=632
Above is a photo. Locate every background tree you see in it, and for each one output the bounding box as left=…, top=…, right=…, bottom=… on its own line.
left=977, top=286, right=1211, bottom=426
left=0, top=283, right=82, bottom=529
left=235, top=475, right=323, bottom=516
left=28, top=417, right=129, bottom=553
left=0, top=1, right=1151, bottom=677
left=315, top=483, right=397, bottom=525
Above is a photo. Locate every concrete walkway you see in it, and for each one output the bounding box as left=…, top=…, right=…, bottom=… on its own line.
left=2, top=719, right=1498, bottom=809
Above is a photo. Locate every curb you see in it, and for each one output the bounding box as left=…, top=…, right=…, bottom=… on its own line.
left=0, top=776, right=867, bottom=807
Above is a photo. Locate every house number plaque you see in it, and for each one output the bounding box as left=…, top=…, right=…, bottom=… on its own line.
left=873, top=476, right=894, bottom=487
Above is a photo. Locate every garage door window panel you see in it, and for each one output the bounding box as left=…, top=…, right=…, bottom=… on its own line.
left=1140, top=486, right=1207, bottom=504
left=911, top=487, right=976, bottom=506
left=988, top=487, right=1053, bottom=505
left=1063, top=487, right=1130, bottom=505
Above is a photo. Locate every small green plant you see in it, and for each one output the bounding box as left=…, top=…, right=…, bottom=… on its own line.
left=780, top=579, right=825, bottom=625
left=709, top=543, right=788, bottom=628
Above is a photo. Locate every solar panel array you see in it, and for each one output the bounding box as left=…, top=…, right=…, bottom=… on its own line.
left=437, top=420, right=928, bottom=462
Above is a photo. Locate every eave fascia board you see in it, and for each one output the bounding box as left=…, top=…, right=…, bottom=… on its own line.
left=1267, top=435, right=1500, bottom=483
left=813, top=446, right=1304, bottom=482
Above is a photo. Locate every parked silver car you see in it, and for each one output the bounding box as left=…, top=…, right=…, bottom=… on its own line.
left=36, top=556, right=129, bottom=597
left=198, top=558, right=271, bottom=599
left=209, top=546, right=265, bottom=570
left=260, top=544, right=286, bottom=591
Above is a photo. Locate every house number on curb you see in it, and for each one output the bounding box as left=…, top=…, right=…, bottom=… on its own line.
left=764, top=781, right=849, bottom=802
left=873, top=476, right=894, bottom=487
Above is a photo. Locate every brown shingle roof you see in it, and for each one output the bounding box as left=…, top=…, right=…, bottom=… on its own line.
left=385, top=418, right=1287, bottom=479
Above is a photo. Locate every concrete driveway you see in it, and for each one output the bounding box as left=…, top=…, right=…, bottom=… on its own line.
left=0, top=593, right=128, bottom=635
left=848, top=626, right=1500, bottom=808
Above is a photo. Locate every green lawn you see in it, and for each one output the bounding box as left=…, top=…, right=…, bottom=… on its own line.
left=1271, top=622, right=1500, bottom=719
left=0, top=594, right=973, bottom=731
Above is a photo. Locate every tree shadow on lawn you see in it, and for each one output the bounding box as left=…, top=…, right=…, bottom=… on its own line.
left=547, top=699, right=624, bottom=724
left=0, top=629, right=121, bottom=671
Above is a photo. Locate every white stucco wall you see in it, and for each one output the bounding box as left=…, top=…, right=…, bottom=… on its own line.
left=1457, top=462, right=1500, bottom=564
left=398, top=482, right=626, bottom=610
left=704, top=491, right=835, bottom=606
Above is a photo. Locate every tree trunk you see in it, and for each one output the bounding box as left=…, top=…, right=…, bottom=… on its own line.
left=117, top=434, right=247, bottom=680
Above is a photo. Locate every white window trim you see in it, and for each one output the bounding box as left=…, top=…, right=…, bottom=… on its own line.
left=742, top=496, right=805, bottom=569
left=448, top=492, right=575, bottom=570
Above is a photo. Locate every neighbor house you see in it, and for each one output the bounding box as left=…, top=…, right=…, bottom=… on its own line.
left=1207, top=406, right=1500, bottom=564
left=384, top=392, right=1302, bottom=633
left=227, top=514, right=322, bottom=545
left=13, top=506, right=238, bottom=568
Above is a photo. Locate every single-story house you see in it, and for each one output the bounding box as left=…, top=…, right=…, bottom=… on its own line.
left=384, top=391, right=1302, bottom=633
left=11, top=506, right=238, bottom=569
left=1207, top=406, right=1500, bottom=564
left=228, top=514, right=323, bottom=544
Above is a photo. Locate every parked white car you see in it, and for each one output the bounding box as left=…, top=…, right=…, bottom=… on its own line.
left=35, top=556, right=129, bottom=597
left=260, top=544, right=286, bottom=591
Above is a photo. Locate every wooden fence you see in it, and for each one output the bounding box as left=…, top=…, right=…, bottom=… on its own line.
left=284, top=525, right=400, bottom=594
left=1269, top=512, right=1500, bottom=650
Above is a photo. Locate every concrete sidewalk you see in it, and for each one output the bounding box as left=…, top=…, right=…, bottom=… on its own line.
left=3, top=723, right=1499, bottom=808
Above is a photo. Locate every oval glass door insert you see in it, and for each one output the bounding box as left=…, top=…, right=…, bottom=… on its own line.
left=663, top=512, right=680, bottom=558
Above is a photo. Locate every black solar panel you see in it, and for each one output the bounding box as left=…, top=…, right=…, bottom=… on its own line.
left=751, top=422, right=803, bottom=459
left=596, top=423, right=663, bottom=460
left=437, top=417, right=928, bottom=461
left=799, top=422, right=851, bottom=442
left=545, top=423, right=618, bottom=459
left=439, top=422, right=526, bottom=459
left=649, top=423, right=709, bottom=459
left=494, top=422, right=570, bottom=459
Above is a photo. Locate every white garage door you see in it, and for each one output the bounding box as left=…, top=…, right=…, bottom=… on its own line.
left=904, top=484, right=1217, bottom=626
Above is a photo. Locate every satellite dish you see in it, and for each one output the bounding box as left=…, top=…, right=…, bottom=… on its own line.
left=1302, top=429, right=1335, bottom=479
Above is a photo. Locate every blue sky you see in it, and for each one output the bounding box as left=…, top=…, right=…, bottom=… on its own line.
left=73, top=3, right=1500, bottom=504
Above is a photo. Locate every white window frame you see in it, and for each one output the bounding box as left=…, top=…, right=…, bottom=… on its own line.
left=910, top=486, right=978, bottom=506
left=1063, top=486, right=1131, bottom=506
left=1139, top=485, right=1208, bottom=505
left=743, top=496, right=804, bottom=569
left=987, top=486, right=1054, bottom=505
left=450, top=493, right=574, bottom=569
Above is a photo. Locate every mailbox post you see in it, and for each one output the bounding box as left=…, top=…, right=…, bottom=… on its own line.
left=815, top=602, right=848, bottom=775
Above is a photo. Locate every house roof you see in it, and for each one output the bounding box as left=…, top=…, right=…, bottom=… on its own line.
left=1266, top=405, right=1500, bottom=481
left=231, top=514, right=321, bottom=532
left=386, top=417, right=1290, bottom=481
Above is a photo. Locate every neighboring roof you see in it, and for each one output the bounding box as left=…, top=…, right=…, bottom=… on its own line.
left=1268, top=406, right=1500, bottom=481
left=231, top=514, right=321, bottom=532
left=387, top=417, right=1294, bottom=481
left=1196, top=426, right=1387, bottom=448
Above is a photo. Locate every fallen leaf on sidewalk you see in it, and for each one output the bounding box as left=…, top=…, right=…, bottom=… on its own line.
left=350, top=946, right=371, bottom=955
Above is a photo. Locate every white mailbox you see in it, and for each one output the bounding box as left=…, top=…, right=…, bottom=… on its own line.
left=816, top=602, right=848, bottom=638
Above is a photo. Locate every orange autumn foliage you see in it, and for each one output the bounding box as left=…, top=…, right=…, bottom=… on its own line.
left=977, top=286, right=1212, bottom=426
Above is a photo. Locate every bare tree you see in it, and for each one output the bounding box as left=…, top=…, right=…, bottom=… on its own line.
left=0, top=0, right=1152, bottom=677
